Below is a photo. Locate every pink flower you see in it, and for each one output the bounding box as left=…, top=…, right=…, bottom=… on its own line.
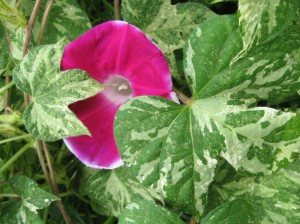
left=61, top=21, right=175, bottom=169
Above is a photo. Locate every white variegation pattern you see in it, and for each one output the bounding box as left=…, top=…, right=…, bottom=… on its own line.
left=122, top=0, right=216, bottom=83
left=239, top=0, right=298, bottom=50
left=214, top=159, right=300, bottom=223
left=12, top=43, right=103, bottom=141
left=115, top=9, right=300, bottom=218
left=119, top=200, right=185, bottom=224
left=35, top=0, right=91, bottom=44
left=80, top=168, right=162, bottom=217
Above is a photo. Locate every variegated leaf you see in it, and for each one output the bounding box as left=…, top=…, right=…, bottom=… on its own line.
left=209, top=159, right=300, bottom=224
left=186, top=16, right=300, bottom=105
left=0, top=24, right=9, bottom=75
left=35, top=0, right=91, bottom=44
left=114, top=15, right=300, bottom=216
left=119, top=200, right=185, bottom=224
left=115, top=96, right=300, bottom=216
left=0, top=175, right=59, bottom=224
left=9, top=27, right=26, bottom=61
left=80, top=167, right=162, bottom=217
left=201, top=199, right=260, bottom=224
left=239, top=0, right=299, bottom=50
left=121, top=0, right=216, bottom=83
left=12, top=42, right=103, bottom=141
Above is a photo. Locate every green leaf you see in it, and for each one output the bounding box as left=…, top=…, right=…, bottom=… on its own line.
left=80, top=167, right=162, bottom=217
left=0, top=0, right=26, bottom=30
left=0, top=24, right=9, bottom=75
left=201, top=199, right=260, bottom=224
left=35, top=0, right=91, bottom=44
left=0, top=175, right=59, bottom=224
left=11, top=175, right=60, bottom=209
left=0, top=201, right=43, bottom=224
left=114, top=15, right=300, bottom=216
left=9, top=27, right=26, bottom=61
left=239, top=0, right=299, bottom=50
left=12, top=42, right=103, bottom=141
left=211, top=159, right=300, bottom=224
left=119, top=200, right=185, bottom=224
left=121, top=0, right=216, bottom=83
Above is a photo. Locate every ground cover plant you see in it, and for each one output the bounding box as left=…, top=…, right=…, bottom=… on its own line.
left=0, top=0, right=300, bottom=223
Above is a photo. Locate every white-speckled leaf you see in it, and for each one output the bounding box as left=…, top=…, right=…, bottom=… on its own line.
left=211, top=159, right=300, bottom=224
left=119, top=200, right=185, bottom=224
left=0, top=201, right=43, bottom=224
left=80, top=167, right=162, bottom=217
left=239, top=0, right=299, bottom=50
left=35, top=0, right=91, bottom=44
left=114, top=15, right=300, bottom=216
left=201, top=199, right=260, bottom=224
left=185, top=16, right=300, bottom=104
left=121, top=0, right=216, bottom=82
left=0, top=24, right=9, bottom=74
left=0, top=175, right=59, bottom=224
left=11, top=175, right=59, bottom=209
left=9, top=27, right=26, bottom=61
left=12, top=42, right=103, bottom=141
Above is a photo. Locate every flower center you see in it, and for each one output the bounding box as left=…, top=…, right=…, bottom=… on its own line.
left=103, top=76, right=133, bottom=105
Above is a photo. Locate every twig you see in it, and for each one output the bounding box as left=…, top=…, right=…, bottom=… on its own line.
left=23, top=0, right=43, bottom=56
left=42, top=141, right=72, bottom=224
left=35, top=141, right=51, bottom=189
left=0, top=134, right=32, bottom=145
left=114, top=0, right=120, bottom=20
left=0, top=143, right=33, bottom=174
left=4, top=75, right=11, bottom=113
left=37, top=0, right=53, bottom=45
left=172, top=87, right=192, bottom=105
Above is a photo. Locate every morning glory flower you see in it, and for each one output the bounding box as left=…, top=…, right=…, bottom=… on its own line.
left=61, top=21, right=176, bottom=169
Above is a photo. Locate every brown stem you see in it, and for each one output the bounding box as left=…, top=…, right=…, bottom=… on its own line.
left=37, top=0, right=53, bottom=45
left=189, top=216, right=198, bottom=224
left=42, top=141, right=72, bottom=224
left=172, top=87, right=191, bottom=105
left=114, top=0, right=120, bottom=20
left=23, top=0, right=43, bottom=56
left=35, top=141, right=51, bottom=189
left=4, top=75, right=10, bottom=114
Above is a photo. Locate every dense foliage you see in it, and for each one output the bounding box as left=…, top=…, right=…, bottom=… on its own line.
left=0, top=0, right=300, bottom=223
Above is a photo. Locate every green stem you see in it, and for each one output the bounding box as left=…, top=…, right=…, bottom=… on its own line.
left=37, top=0, right=53, bottom=45
left=0, top=134, right=32, bottom=144
left=42, top=205, right=49, bottom=224
left=0, top=80, right=14, bottom=94
left=0, top=193, right=19, bottom=198
left=0, top=143, right=33, bottom=174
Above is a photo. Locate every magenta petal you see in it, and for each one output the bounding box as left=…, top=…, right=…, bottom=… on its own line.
left=62, top=21, right=174, bottom=169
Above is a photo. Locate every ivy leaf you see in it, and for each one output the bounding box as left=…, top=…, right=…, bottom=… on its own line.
left=239, top=0, right=299, bottom=50
left=11, top=175, right=59, bottom=209
left=119, top=200, right=185, bottom=224
left=35, top=0, right=91, bottom=44
left=0, top=24, right=9, bottom=75
left=0, top=175, right=59, bottom=224
left=114, top=15, right=300, bottom=216
left=208, top=159, right=300, bottom=224
left=12, top=42, right=103, bottom=141
left=121, top=0, right=216, bottom=83
left=80, top=167, right=162, bottom=217
left=201, top=199, right=260, bottom=224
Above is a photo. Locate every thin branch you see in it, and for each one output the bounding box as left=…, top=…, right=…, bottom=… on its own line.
left=4, top=75, right=11, bottom=113
left=23, top=0, right=43, bottom=56
left=42, top=141, right=72, bottom=224
left=37, top=0, right=53, bottom=45
left=114, top=0, right=120, bottom=20
left=0, top=143, right=33, bottom=174
left=172, top=87, right=192, bottom=105
left=35, top=141, right=51, bottom=189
